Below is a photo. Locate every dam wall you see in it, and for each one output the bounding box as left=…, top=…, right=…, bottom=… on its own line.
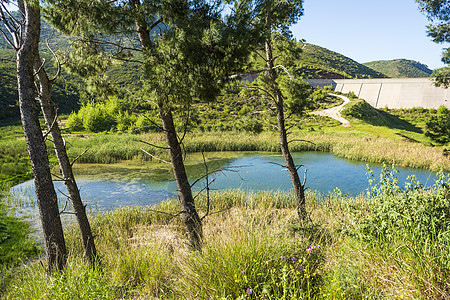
left=305, top=78, right=450, bottom=109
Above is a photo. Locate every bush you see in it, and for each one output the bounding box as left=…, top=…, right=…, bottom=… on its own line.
left=235, top=116, right=264, bottom=134
left=349, top=165, right=450, bottom=244
left=426, top=105, right=450, bottom=144
left=65, top=112, right=84, bottom=131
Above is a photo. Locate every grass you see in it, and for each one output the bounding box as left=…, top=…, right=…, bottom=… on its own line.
left=60, top=129, right=450, bottom=172
left=2, top=170, right=449, bottom=299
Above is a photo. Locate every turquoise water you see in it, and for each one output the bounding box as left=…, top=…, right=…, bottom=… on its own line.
left=11, top=151, right=440, bottom=213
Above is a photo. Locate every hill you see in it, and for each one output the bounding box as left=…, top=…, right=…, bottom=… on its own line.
left=293, top=44, right=386, bottom=79
left=363, top=59, right=432, bottom=78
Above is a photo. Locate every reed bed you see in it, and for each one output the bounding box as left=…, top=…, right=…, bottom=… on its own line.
left=64, top=131, right=450, bottom=171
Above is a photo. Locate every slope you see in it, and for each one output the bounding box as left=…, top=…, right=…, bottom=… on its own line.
left=363, top=59, right=432, bottom=78
left=293, top=44, right=386, bottom=79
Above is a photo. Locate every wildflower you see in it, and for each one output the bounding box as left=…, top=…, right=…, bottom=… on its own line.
left=298, top=266, right=304, bottom=271
left=292, top=256, right=298, bottom=262
left=306, top=244, right=317, bottom=253
left=274, top=240, right=278, bottom=243
left=280, top=256, right=285, bottom=260
left=246, top=288, right=253, bottom=294
left=241, top=269, right=246, bottom=274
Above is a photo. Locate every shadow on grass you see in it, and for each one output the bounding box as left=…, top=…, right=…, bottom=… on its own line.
left=341, top=100, right=423, bottom=133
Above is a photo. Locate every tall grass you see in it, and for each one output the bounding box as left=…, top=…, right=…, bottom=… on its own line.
left=64, top=131, right=450, bottom=172
left=1, top=169, right=449, bottom=299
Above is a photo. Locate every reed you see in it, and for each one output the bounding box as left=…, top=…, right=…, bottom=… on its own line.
left=63, top=130, right=450, bottom=171
left=3, top=172, right=449, bottom=299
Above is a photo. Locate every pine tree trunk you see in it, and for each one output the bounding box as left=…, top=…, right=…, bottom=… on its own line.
left=131, top=0, right=203, bottom=249
left=16, top=1, right=67, bottom=271
left=34, top=54, right=97, bottom=266
left=158, top=103, right=203, bottom=250
left=265, top=39, right=307, bottom=222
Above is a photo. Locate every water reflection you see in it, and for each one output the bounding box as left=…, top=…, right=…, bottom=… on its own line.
left=10, top=151, right=441, bottom=217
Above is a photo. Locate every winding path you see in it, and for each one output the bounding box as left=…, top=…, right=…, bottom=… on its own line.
left=310, top=93, right=351, bottom=126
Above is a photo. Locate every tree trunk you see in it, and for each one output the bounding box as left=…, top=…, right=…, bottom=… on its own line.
left=265, top=39, right=307, bottom=222
left=16, top=1, right=67, bottom=271
left=34, top=54, right=97, bottom=266
left=158, top=103, right=203, bottom=250
left=131, top=0, right=203, bottom=249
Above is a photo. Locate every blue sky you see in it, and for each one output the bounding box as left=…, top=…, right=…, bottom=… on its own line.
left=291, top=0, right=448, bottom=70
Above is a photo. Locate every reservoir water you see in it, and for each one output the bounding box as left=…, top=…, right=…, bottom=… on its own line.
left=11, top=151, right=441, bottom=213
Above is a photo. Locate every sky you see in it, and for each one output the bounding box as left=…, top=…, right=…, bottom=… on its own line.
left=3, top=1, right=447, bottom=70
left=291, top=0, right=448, bottom=70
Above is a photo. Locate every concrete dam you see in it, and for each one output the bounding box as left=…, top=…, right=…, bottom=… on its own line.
left=305, top=78, right=450, bottom=109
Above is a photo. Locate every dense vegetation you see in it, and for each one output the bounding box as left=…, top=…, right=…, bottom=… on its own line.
left=363, top=59, right=433, bottom=78
left=1, top=2, right=450, bottom=298
left=293, top=44, right=386, bottom=79
left=2, top=170, right=449, bottom=299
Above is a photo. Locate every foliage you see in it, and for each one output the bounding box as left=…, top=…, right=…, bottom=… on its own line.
left=343, top=166, right=450, bottom=297
left=425, top=104, right=450, bottom=143
left=363, top=59, right=432, bottom=78
left=65, top=96, right=146, bottom=133
left=417, top=0, right=450, bottom=87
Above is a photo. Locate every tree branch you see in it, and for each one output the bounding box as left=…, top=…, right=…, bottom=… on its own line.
left=70, top=148, right=89, bottom=166
left=139, top=140, right=170, bottom=150
left=140, top=148, right=171, bottom=164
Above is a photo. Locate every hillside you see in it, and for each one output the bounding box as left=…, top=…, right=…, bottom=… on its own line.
left=293, top=44, right=386, bottom=79
left=363, top=59, right=432, bottom=78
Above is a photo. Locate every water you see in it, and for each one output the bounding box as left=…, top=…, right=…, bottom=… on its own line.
left=10, top=151, right=440, bottom=213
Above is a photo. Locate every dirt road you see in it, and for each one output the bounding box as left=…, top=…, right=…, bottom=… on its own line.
left=310, top=93, right=350, bottom=126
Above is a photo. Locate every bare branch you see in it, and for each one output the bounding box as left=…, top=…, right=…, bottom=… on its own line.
left=201, top=152, right=211, bottom=220
left=302, top=169, right=308, bottom=189
left=140, top=148, right=171, bottom=164
left=58, top=199, right=69, bottom=215
left=46, top=37, right=62, bottom=82
left=273, top=65, right=293, bottom=80
left=33, top=58, right=46, bottom=76
left=268, top=161, right=287, bottom=169
left=70, top=148, right=89, bottom=166
left=42, top=112, right=59, bottom=141
left=287, top=139, right=316, bottom=146
left=139, top=140, right=170, bottom=150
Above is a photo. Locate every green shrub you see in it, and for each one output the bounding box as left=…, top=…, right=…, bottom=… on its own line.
left=426, top=105, right=450, bottom=144
left=235, top=116, right=264, bottom=134
left=65, top=112, right=84, bottom=131
left=349, top=165, right=450, bottom=244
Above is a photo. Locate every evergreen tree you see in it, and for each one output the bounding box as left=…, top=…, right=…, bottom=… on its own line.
left=417, top=0, right=450, bottom=87
left=45, top=0, right=252, bottom=249
left=1, top=0, right=67, bottom=271
left=241, top=0, right=312, bottom=222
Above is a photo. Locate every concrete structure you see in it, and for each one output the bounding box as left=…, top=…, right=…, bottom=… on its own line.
left=305, top=78, right=450, bottom=109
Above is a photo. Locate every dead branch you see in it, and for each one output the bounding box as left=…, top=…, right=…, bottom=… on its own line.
left=146, top=209, right=187, bottom=222
left=201, top=152, right=211, bottom=220
left=268, top=161, right=287, bottom=169
left=273, top=65, right=293, bottom=80
left=70, top=148, right=89, bottom=166
left=302, top=169, right=308, bottom=189
left=51, top=172, right=65, bottom=182
left=140, top=148, right=171, bottom=164
left=58, top=200, right=69, bottom=215
left=46, top=37, right=62, bottom=82
left=42, top=112, right=59, bottom=141
left=33, top=58, right=46, bottom=76
left=202, top=207, right=232, bottom=219
left=287, top=139, right=316, bottom=146
left=139, top=140, right=170, bottom=150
